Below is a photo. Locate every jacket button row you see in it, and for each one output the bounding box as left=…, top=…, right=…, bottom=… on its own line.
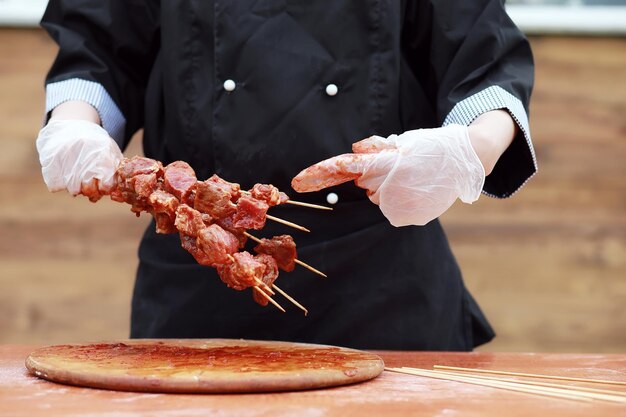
left=223, top=80, right=338, bottom=96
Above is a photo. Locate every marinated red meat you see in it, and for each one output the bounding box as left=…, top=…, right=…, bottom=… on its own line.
left=180, top=233, right=213, bottom=266
left=201, top=213, right=213, bottom=225
left=216, top=215, right=247, bottom=249
left=163, top=161, right=197, bottom=203
left=196, top=224, right=239, bottom=266
left=80, top=180, right=104, bottom=203
left=233, top=196, right=269, bottom=230
left=109, top=181, right=130, bottom=204
left=254, top=235, right=297, bottom=272
left=118, top=156, right=164, bottom=178
left=174, top=204, right=206, bottom=237
left=208, top=174, right=240, bottom=201
left=217, top=252, right=265, bottom=291
left=194, top=179, right=237, bottom=219
left=249, top=184, right=288, bottom=206
left=252, top=254, right=279, bottom=306
left=110, top=157, right=163, bottom=215
left=149, top=190, right=179, bottom=218
left=149, top=190, right=179, bottom=234
left=153, top=213, right=176, bottom=234
left=86, top=156, right=311, bottom=308
left=250, top=184, right=281, bottom=206
left=132, top=173, right=158, bottom=199
left=110, top=186, right=152, bottom=216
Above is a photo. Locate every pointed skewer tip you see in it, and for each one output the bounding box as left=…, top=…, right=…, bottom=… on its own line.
left=272, top=283, right=308, bottom=316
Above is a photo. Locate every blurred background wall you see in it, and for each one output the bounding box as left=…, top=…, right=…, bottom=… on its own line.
left=0, top=3, right=624, bottom=352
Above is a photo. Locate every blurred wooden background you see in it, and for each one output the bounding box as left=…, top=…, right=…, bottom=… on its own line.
left=0, top=29, right=624, bottom=352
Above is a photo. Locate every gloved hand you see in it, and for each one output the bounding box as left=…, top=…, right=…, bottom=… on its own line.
left=292, top=124, right=485, bottom=226
left=36, top=119, right=123, bottom=202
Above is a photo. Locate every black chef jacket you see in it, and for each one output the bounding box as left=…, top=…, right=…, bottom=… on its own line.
left=41, top=0, right=536, bottom=350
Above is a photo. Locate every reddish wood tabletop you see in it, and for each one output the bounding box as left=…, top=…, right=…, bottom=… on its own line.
left=1, top=345, right=624, bottom=417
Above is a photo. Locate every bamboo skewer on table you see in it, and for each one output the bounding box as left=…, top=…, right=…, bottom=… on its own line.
left=429, top=369, right=626, bottom=399
left=434, top=365, right=626, bottom=386
left=385, top=367, right=626, bottom=404
left=386, top=367, right=591, bottom=403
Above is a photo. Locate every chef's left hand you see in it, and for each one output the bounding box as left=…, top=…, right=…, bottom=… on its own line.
left=292, top=111, right=517, bottom=227
left=292, top=125, right=483, bottom=226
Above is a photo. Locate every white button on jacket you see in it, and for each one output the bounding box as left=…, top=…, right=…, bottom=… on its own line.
left=325, top=83, right=338, bottom=96
left=223, top=79, right=236, bottom=92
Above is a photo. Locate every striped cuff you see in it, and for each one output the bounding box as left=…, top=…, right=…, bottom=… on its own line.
left=443, top=85, right=538, bottom=197
left=46, top=78, right=126, bottom=145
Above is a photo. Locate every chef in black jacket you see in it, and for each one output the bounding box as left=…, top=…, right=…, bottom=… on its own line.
left=36, top=0, right=537, bottom=350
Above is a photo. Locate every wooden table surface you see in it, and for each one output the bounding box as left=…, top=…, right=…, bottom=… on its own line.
left=1, top=345, right=624, bottom=417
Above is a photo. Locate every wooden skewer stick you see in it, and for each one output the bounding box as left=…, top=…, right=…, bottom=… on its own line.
left=272, top=284, right=308, bottom=316
left=385, top=368, right=594, bottom=403
left=266, top=214, right=310, bottom=232
left=433, top=365, right=626, bottom=387
left=294, top=259, right=327, bottom=278
left=421, top=368, right=626, bottom=404
left=426, top=369, right=626, bottom=401
left=243, top=232, right=266, bottom=245
left=253, top=278, right=274, bottom=295
left=244, top=232, right=327, bottom=278
left=284, top=200, right=333, bottom=211
left=252, top=286, right=286, bottom=313
left=227, top=254, right=281, bottom=309
left=240, top=190, right=332, bottom=210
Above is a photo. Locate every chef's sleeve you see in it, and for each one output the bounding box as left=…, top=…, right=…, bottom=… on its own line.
left=406, top=0, right=536, bottom=198
left=40, top=0, right=160, bottom=149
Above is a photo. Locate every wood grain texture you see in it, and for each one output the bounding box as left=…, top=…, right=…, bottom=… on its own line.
left=25, top=339, right=384, bottom=393
left=2, top=346, right=626, bottom=417
left=0, top=28, right=148, bottom=345
left=0, top=29, right=624, bottom=352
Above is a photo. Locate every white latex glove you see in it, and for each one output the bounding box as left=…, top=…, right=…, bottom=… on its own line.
left=292, top=124, right=485, bottom=226
left=36, top=119, right=123, bottom=201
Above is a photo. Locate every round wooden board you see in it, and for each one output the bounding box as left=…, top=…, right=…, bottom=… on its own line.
left=25, top=339, right=384, bottom=393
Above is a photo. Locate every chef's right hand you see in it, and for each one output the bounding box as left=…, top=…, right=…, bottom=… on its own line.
left=36, top=118, right=123, bottom=202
